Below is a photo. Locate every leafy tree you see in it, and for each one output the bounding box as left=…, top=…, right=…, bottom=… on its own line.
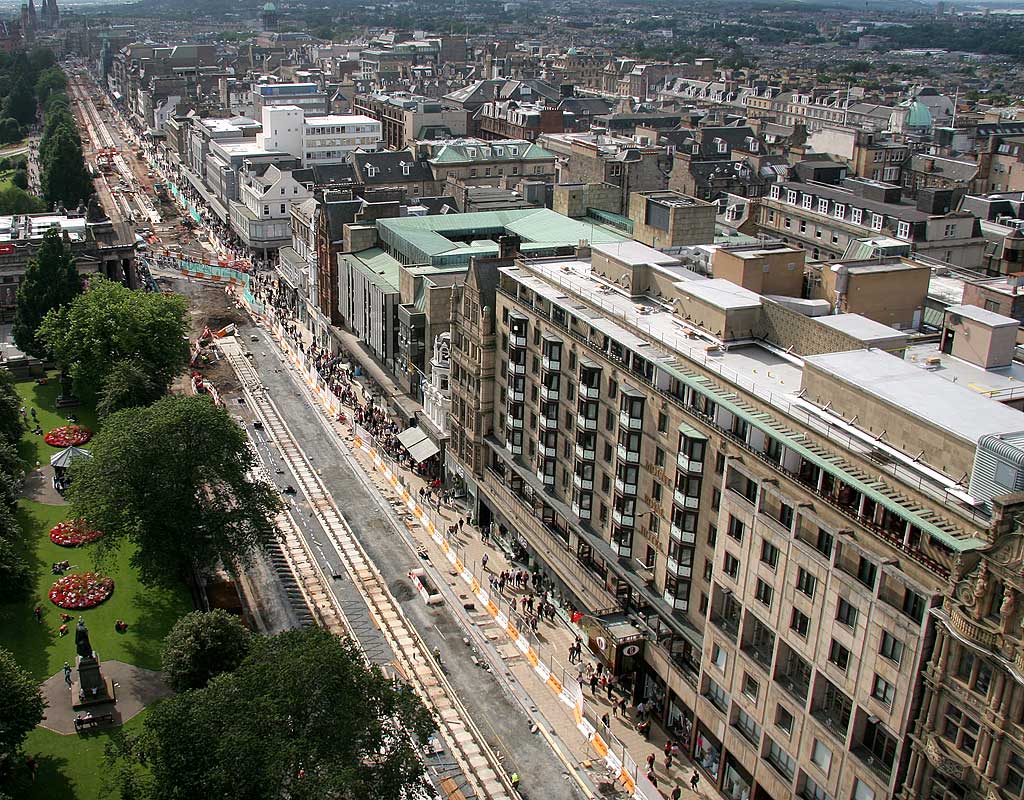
left=67, top=395, right=282, bottom=584
left=10, top=170, right=27, bottom=190
left=12, top=227, right=80, bottom=358
left=27, top=46, right=56, bottom=73
left=161, top=609, right=252, bottom=691
left=0, top=648, right=46, bottom=785
left=0, top=118, right=20, bottom=146
left=0, top=370, right=23, bottom=448
left=2, top=80, right=35, bottom=127
left=95, top=357, right=161, bottom=419
left=34, top=67, right=66, bottom=106
left=42, top=92, right=68, bottom=117
left=111, top=629, right=432, bottom=800
left=40, top=124, right=91, bottom=208
left=0, top=535, right=29, bottom=597
left=37, top=277, right=188, bottom=406
left=0, top=187, right=45, bottom=215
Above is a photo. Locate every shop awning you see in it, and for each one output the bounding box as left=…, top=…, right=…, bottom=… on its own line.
left=397, top=426, right=428, bottom=449
left=408, top=437, right=440, bottom=463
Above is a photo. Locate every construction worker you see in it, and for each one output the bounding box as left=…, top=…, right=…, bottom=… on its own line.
left=510, top=772, right=520, bottom=790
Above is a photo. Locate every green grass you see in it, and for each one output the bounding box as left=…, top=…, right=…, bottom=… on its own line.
left=20, top=707, right=150, bottom=800
left=1, top=377, right=192, bottom=799
left=0, top=499, right=191, bottom=682
left=14, top=375, right=100, bottom=472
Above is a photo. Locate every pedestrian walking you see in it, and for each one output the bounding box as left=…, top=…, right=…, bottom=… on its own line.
left=647, top=772, right=658, bottom=789
left=481, top=553, right=489, bottom=571
left=671, top=787, right=681, bottom=800
left=63, top=662, right=72, bottom=688
left=690, top=770, right=700, bottom=792
left=646, top=753, right=655, bottom=772
left=605, top=680, right=614, bottom=701
left=617, top=696, right=627, bottom=716
left=664, top=740, right=673, bottom=757
left=664, top=753, right=673, bottom=770
left=600, top=712, right=610, bottom=729
left=589, top=674, right=598, bottom=695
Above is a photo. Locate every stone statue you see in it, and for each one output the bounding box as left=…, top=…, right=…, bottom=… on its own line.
left=1002, top=590, right=1018, bottom=634
left=75, top=616, right=93, bottom=660
left=973, top=563, right=989, bottom=619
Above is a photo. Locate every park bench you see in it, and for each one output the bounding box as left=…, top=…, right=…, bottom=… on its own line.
left=74, top=713, right=114, bottom=733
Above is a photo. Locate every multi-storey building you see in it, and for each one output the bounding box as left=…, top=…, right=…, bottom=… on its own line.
left=475, top=100, right=564, bottom=143
left=253, top=81, right=329, bottom=116
left=257, top=105, right=382, bottom=167
left=758, top=178, right=987, bottom=267
left=352, top=91, right=467, bottom=150
left=422, top=138, right=557, bottom=187
left=229, top=161, right=313, bottom=254
left=447, top=236, right=1024, bottom=800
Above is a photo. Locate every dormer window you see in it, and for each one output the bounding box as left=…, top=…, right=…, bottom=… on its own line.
left=817, top=198, right=828, bottom=215
left=802, top=194, right=813, bottom=210
left=770, top=185, right=781, bottom=200
left=716, top=138, right=727, bottom=154
left=402, top=163, right=411, bottom=176
left=786, top=189, right=797, bottom=205
left=366, top=165, right=378, bottom=178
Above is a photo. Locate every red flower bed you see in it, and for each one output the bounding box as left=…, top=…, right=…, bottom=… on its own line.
left=49, top=573, right=114, bottom=609
left=44, top=425, right=93, bottom=447
left=49, top=521, right=104, bottom=547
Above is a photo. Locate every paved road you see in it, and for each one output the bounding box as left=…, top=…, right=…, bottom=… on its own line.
left=241, top=327, right=583, bottom=800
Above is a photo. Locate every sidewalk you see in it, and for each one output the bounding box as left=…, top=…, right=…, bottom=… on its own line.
left=265, top=319, right=718, bottom=800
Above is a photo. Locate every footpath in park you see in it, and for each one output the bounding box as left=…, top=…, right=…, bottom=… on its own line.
left=247, top=301, right=717, bottom=800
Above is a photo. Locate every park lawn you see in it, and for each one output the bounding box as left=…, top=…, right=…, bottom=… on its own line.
left=0, top=498, right=191, bottom=682
left=14, top=373, right=100, bottom=471
left=21, top=705, right=151, bottom=800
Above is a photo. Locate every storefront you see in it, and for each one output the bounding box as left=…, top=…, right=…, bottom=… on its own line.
left=694, top=723, right=722, bottom=784
left=584, top=615, right=644, bottom=678
left=721, top=752, right=752, bottom=800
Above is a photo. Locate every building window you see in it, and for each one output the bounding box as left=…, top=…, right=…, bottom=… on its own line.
left=734, top=708, right=762, bottom=745
left=760, top=539, right=779, bottom=570
left=787, top=189, right=798, bottom=204
left=811, top=739, right=832, bottom=775
left=897, top=221, right=911, bottom=239
left=851, top=779, right=875, bottom=800
left=727, top=515, right=745, bottom=542
left=742, top=673, right=760, bottom=701
left=941, top=704, right=980, bottom=756
left=836, top=598, right=858, bottom=628
left=880, top=631, right=904, bottom=665
left=724, top=552, right=740, bottom=580
left=755, top=578, right=773, bottom=608
left=833, top=204, right=845, bottom=219
left=857, top=557, right=877, bottom=589
left=815, top=528, right=833, bottom=558
left=944, top=223, right=957, bottom=238
left=1004, top=751, right=1024, bottom=797
left=871, top=674, right=895, bottom=708
left=902, top=588, right=926, bottom=623
left=770, top=185, right=781, bottom=200
left=828, top=639, right=850, bottom=671
left=657, top=411, right=668, bottom=433
left=796, top=567, right=817, bottom=598
left=817, top=198, right=828, bottom=214
left=802, top=194, right=813, bottom=210
left=765, top=738, right=796, bottom=779
left=790, top=608, right=810, bottom=638
left=871, top=213, right=884, bottom=232
left=775, top=705, right=794, bottom=736
left=851, top=207, right=862, bottom=225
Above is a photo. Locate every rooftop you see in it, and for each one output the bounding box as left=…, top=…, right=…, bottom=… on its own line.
left=804, top=348, right=1024, bottom=444
left=816, top=313, right=908, bottom=344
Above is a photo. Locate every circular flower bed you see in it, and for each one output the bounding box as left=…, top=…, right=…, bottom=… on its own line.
left=44, top=425, right=93, bottom=447
left=49, top=573, right=114, bottom=609
left=49, top=521, right=105, bottom=547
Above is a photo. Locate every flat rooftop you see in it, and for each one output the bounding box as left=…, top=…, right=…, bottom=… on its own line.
left=905, top=341, right=1024, bottom=401
left=817, top=313, right=907, bottom=344
left=946, top=303, right=1019, bottom=328
left=591, top=240, right=681, bottom=267
left=305, top=114, right=380, bottom=126
left=676, top=278, right=763, bottom=310
left=804, top=348, right=1024, bottom=443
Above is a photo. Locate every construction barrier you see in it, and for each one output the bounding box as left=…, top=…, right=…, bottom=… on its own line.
left=235, top=295, right=655, bottom=799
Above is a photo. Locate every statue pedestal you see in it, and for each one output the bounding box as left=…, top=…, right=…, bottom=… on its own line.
left=71, top=654, right=116, bottom=710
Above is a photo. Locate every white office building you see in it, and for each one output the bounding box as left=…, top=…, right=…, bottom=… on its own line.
left=257, top=105, right=382, bottom=167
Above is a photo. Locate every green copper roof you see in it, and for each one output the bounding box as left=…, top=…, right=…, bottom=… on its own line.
left=906, top=100, right=933, bottom=129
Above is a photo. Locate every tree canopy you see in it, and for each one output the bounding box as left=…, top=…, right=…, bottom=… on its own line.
left=2, top=80, right=35, bottom=127
left=40, top=123, right=91, bottom=209
left=111, top=629, right=433, bottom=800
left=11, top=227, right=81, bottom=359
left=161, top=609, right=252, bottom=692
left=67, top=394, right=282, bottom=584
left=0, top=648, right=46, bottom=786
left=37, top=276, right=188, bottom=408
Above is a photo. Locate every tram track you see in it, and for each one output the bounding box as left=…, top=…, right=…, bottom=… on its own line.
left=224, top=344, right=515, bottom=800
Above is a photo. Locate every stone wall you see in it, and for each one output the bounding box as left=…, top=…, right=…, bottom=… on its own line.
left=753, top=299, right=863, bottom=356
